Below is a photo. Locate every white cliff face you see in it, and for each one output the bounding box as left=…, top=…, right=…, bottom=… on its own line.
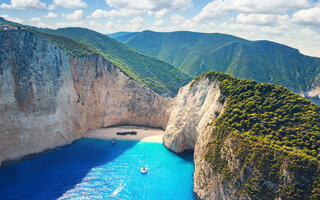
left=194, top=126, right=232, bottom=200
left=164, top=74, right=319, bottom=200
left=163, top=78, right=225, bottom=153
left=193, top=127, right=251, bottom=200
left=306, top=74, right=320, bottom=98
left=0, top=30, right=172, bottom=165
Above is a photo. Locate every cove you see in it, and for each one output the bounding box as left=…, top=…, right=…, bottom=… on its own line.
left=0, top=139, right=197, bottom=200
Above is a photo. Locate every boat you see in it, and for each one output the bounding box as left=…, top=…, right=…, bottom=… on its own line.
left=141, top=153, right=148, bottom=174
left=141, top=166, right=147, bottom=174
left=111, top=138, right=116, bottom=145
left=116, top=131, right=137, bottom=135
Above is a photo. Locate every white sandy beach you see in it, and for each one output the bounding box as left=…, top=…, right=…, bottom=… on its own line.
left=84, top=126, right=165, bottom=143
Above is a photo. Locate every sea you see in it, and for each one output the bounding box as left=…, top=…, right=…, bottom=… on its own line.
left=0, top=138, right=197, bottom=200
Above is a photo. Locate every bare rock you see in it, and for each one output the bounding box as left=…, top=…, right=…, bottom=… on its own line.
left=0, top=30, right=173, bottom=164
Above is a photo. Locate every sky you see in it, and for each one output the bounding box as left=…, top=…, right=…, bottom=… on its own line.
left=1, top=0, right=320, bottom=57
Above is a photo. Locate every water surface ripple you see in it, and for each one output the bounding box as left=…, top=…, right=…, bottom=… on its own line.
left=0, top=139, right=196, bottom=200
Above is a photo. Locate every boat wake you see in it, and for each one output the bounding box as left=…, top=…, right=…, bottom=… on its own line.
left=110, top=184, right=125, bottom=197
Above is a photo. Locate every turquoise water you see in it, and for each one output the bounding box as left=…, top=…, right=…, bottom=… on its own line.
left=0, top=139, right=197, bottom=200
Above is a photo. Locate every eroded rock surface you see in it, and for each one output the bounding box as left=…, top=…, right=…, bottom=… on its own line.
left=164, top=73, right=320, bottom=200
left=163, top=78, right=225, bottom=152
left=0, top=30, right=172, bottom=165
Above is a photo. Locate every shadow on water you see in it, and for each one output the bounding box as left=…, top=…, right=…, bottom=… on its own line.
left=176, top=149, right=195, bottom=162
left=0, top=138, right=138, bottom=200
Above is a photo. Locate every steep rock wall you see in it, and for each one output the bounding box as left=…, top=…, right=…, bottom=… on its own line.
left=0, top=30, right=172, bottom=165
left=164, top=74, right=320, bottom=200
left=193, top=126, right=242, bottom=200
left=163, top=78, right=225, bottom=152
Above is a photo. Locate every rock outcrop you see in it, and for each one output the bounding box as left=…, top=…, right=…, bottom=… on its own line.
left=0, top=30, right=173, bottom=165
left=164, top=72, right=320, bottom=200
left=163, top=78, right=225, bottom=153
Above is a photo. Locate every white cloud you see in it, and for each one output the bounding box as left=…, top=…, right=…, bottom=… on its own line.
left=44, top=12, right=58, bottom=18
left=101, top=0, right=192, bottom=18
left=1, top=0, right=46, bottom=10
left=89, top=9, right=142, bottom=18
left=63, top=10, right=84, bottom=20
left=153, top=19, right=164, bottom=26
left=1, top=3, right=12, bottom=9
left=170, top=14, right=197, bottom=30
left=126, top=16, right=144, bottom=31
left=194, top=0, right=311, bottom=21
left=35, top=21, right=47, bottom=28
left=106, top=21, right=114, bottom=29
left=30, top=17, right=41, bottom=22
left=237, top=14, right=290, bottom=26
left=106, top=0, right=192, bottom=11
left=292, top=6, right=320, bottom=26
left=0, top=15, right=24, bottom=23
left=48, top=4, right=56, bottom=10
left=155, top=8, right=168, bottom=18
left=130, top=16, right=143, bottom=24
left=53, top=0, right=87, bottom=9
left=171, top=14, right=185, bottom=25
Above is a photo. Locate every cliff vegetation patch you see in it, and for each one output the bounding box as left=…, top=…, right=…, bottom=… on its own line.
left=194, top=71, right=320, bottom=199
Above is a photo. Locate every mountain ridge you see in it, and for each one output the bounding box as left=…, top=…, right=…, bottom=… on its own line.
left=114, top=30, right=320, bottom=98
left=0, top=17, right=191, bottom=97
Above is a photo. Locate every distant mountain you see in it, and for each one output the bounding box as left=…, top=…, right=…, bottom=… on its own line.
left=106, top=32, right=136, bottom=38
left=117, top=30, right=320, bottom=96
left=107, top=32, right=139, bottom=43
left=0, top=17, right=191, bottom=97
left=106, top=32, right=138, bottom=41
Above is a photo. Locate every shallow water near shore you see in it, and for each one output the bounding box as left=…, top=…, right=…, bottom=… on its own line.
left=0, top=138, right=196, bottom=200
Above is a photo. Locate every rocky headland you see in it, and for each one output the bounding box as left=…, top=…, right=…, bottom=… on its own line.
left=164, top=72, right=320, bottom=200
left=0, top=30, right=173, bottom=165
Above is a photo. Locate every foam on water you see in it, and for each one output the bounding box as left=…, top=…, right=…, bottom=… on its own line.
left=0, top=139, right=197, bottom=200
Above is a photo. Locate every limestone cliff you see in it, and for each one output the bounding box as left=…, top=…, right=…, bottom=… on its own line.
left=163, top=78, right=225, bottom=152
left=164, top=72, right=320, bottom=200
left=0, top=30, right=173, bottom=165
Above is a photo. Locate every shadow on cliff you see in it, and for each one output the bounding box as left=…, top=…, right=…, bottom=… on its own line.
left=0, top=138, right=138, bottom=200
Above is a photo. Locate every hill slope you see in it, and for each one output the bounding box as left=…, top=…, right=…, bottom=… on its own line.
left=0, top=17, right=191, bottom=97
left=119, top=30, right=320, bottom=96
left=41, top=28, right=191, bottom=97
left=107, top=32, right=138, bottom=43
left=164, top=71, right=320, bottom=199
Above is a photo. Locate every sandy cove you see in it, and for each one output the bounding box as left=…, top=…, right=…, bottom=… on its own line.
left=84, top=126, right=165, bottom=143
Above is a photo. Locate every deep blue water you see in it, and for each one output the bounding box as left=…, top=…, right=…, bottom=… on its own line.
left=0, top=139, right=196, bottom=200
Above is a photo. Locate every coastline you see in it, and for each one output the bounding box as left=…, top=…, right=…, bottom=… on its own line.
left=84, top=126, right=165, bottom=143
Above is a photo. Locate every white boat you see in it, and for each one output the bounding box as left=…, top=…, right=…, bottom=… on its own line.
left=141, top=166, right=148, bottom=174
left=141, top=153, right=148, bottom=174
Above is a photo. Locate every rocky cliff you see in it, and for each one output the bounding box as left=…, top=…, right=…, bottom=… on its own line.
left=164, top=72, right=320, bottom=200
left=0, top=30, right=173, bottom=165
left=163, top=77, right=225, bottom=152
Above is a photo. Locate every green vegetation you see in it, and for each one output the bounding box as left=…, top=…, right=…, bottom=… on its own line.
left=195, top=71, right=320, bottom=199
left=29, top=30, right=94, bottom=57
left=107, top=32, right=138, bottom=43
left=32, top=27, right=191, bottom=96
left=120, top=30, right=320, bottom=95
left=0, top=17, right=191, bottom=96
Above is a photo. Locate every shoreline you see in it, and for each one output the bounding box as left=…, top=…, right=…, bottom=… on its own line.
left=1, top=126, right=165, bottom=168
left=84, top=125, right=165, bottom=143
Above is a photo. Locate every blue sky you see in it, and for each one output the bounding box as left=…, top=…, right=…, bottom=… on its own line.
left=1, top=0, right=320, bottom=57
